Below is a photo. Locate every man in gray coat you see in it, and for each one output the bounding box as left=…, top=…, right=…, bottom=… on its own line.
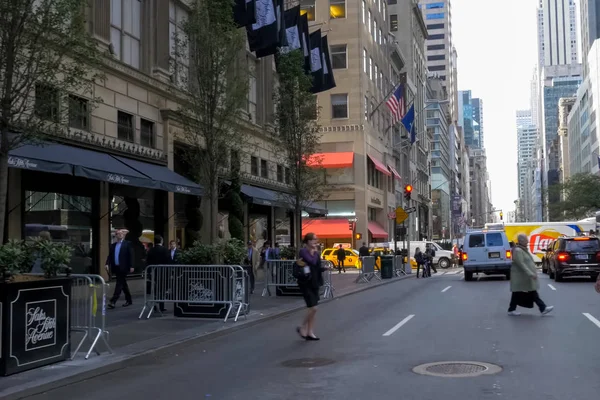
left=508, top=234, right=554, bottom=316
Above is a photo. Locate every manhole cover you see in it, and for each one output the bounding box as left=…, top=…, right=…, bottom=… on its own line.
left=413, top=361, right=502, bottom=378
left=281, top=358, right=335, bottom=368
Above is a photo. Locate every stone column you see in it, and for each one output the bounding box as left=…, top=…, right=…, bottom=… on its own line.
left=93, top=0, right=111, bottom=45
left=7, top=168, right=22, bottom=240
left=98, top=181, right=111, bottom=282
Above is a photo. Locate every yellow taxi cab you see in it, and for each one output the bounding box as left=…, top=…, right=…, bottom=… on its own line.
left=370, top=247, right=417, bottom=269
left=321, top=247, right=361, bottom=268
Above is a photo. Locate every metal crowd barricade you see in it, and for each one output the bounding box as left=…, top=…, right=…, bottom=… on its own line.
left=139, top=265, right=249, bottom=322
left=70, top=274, right=112, bottom=360
left=356, top=256, right=376, bottom=283
left=262, top=260, right=334, bottom=299
left=393, top=255, right=407, bottom=277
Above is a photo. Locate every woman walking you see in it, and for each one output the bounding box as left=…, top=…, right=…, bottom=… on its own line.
left=415, top=247, right=428, bottom=278
left=296, top=233, right=329, bottom=341
left=508, top=234, right=554, bottom=316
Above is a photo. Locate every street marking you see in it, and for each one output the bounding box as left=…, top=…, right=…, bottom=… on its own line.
left=583, top=313, right=600, bottom=329
left=441, top=286, right=452, bottom=293
left=548, top=284, right=557, bottom=291
left=383, top=314, right=415, bottom=337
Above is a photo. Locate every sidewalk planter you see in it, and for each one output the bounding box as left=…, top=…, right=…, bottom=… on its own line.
left=0, top=277, right=71, bottom=376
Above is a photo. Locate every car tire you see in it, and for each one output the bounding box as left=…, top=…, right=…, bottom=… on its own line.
left=541, top=260, right=547, bottom=274
left=589, top=275, right=597, bottom=282
left=548, top=267, right=555, bottom=279
left=505, top=272, right=511, bottom=280
left=465, top=271, right=473, bottom=281
left=438, top=257, right=450, bottom=269
left=554, top=270, right=563, bottom=282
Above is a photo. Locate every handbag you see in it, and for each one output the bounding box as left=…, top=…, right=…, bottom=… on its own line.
left=293, top=258, right=310, bottom=281
left=515, top=291, right=535, bottom=309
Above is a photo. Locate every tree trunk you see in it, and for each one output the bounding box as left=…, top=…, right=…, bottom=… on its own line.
left=209, top=177, right=219, bottom=244
left=294, top=199, right=302, bottom=256
left=0, top=147, right=9, bottom=244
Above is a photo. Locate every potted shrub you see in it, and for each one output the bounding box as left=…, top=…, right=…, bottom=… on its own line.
left=0, top=239, right=73, bottom=376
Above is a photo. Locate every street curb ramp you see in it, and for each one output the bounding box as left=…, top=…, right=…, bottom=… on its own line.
left=0, top=274, right=413, bottom=399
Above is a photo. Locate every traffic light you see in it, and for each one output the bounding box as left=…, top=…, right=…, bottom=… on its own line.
left=404, top=184, right=413, bottom=201
left=499, top=211, right=503, bottom=220
left=355, top=233, right=362, bottom=240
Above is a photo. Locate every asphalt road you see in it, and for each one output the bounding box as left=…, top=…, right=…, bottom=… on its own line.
left=27, top=269, right=600, bottom=400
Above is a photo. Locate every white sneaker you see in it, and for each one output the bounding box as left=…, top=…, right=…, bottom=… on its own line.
left=508, top=311, right=521, bottom=316
left=541, top=306, right=554, bottom=315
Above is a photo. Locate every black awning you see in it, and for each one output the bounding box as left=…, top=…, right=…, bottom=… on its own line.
left=303, top=201, right=327, bottom=215
left=8, top=142, right=202, bottom=195
left=240, top=184, right=281, bottom=206
left=113, top=155, right=203, bottom=196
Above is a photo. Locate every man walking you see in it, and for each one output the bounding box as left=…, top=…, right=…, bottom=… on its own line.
left=105, top=229, right=134, bottom=308
left=146, top=235, right=171, bottom=312
left=245, top=241, right=260, bottom=294
left=169, top=240, right=179, bottom=263
left=335, top=244, right=346, bottom=273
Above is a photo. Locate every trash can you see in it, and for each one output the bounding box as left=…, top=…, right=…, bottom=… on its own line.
left=380, top=255, right=394, bottom=279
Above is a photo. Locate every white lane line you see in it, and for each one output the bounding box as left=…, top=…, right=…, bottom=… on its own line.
left=548, top=284, right=557, bottom=291
left=441, top=286, right=452, bottom=293
left=383, top=314, right=415, bottom=337
left=583, top=313, right=600, bottom=329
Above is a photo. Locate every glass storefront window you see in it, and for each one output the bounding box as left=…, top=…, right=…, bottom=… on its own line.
left=24, top=191, right=93, bottom=274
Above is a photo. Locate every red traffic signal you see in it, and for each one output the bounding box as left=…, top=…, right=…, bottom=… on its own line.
left=405, top=185, right=413, bottom=193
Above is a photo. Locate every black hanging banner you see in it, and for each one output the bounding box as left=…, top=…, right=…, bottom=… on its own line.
left=254, top=0, right=288, bottom=58
left=246, top=0, right=279, bottom=55
left=309, top=30, right=324, bottom=94
left=278, top=5, right=302, bottom=54
left=233, top=0, right=256, bottom=27
left=319, top=35, right=336, bottom=92
left=300, top=13, right=311, bottom=73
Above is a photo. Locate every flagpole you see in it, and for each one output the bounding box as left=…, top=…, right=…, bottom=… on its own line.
left=368, top=84, right=401, bottom=120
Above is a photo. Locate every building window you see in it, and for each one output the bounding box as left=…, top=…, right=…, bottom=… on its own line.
left=169, top=1, right=189, bottom=87
left=34, top=84, right=59, bottom=122
left=231, top=149, right=240, bottom=171
left=363, top=48, right=368, bottom=73
left=331, top=94, right=348, bottom=119
left=428, top=33, right=445, bottom=40
left=427, top=54, right=445, bottom=61
left=426, top=12, right=445, bottom=20
left=251, top=156, right=259, bottom=175
left=383, top=4, right=386, bottom=21
left=364, top=96, right=369, bottom=120
left=429, top=65, right=445, bottom=72
left=260, top=159, right=268, bottom=178
left=427, top=23, right=444, bottom=30
left=427, top=44, right=445, bottom=50
left=247, top=74, right=257, bottom=121
left=140, top=119, right=155, bottom=148
left=110, top=0, right=141, bottom=69
left=390, top=14, right=398, bottom=32
left=277, top=165, right=284, bottom=182
left=285, top=167, right=291, bottom=184
left=379, top=28, right=383, bottom=45
left=369, top=56, right=373, bottom=79
left=373, top=20, right=378, bottom=42
left=368, top=10, right=372, bottom=33
left=426, top=2, right=445, bottom=9
left=68, top=95, right=89, bottom=130
left=379, top=71, right=383, bottom=90
left=387, top=0, right=397, bottom=4
left=367, top=159, right=381, bottom=189
left=374, top=64, right=378, bottom=87
left=362, top=0, right=366, bottom=24
left=117, top=111, right=134, bottom=142
left=330, top=0, right=345, bottom=19
left=301, top=0, right=315, bottom=21
left=330, top=44, right=347, bottom=69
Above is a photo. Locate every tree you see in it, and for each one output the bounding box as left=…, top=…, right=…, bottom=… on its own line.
left=0, top=0, right=104, bottom=243
left=546, top=173, right=600, bottom=220
left=173, top=0, right=249, bottom=244
left=271, top=50, right=325, bottom=250
left=226, top=151, right=244, bottom=241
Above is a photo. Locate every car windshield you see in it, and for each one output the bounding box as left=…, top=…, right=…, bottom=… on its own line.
left=565, top=239, right=600, bottom=252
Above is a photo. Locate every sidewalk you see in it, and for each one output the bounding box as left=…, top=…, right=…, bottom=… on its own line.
left=0, top=270, right=413, bottom=399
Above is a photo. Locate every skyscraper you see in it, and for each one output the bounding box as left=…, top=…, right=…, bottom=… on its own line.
left=580, top=0, right=600, bottom=78
left=516, top=110, right=538, bottom=205
left=471, top=97, right=484, bottom=149
left=537, top=0, right=579, bottom=69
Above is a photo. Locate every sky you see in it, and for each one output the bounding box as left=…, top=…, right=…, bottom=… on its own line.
left=452, top=0, right=539, bottom=215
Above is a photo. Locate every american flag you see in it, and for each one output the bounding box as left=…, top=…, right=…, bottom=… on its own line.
left=385, top=84, right=405, bottom=125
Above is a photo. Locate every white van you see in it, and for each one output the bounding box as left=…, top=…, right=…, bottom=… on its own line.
left=394, top=241, right=454, bottom=269
left=462, top=229, right=512, bottom=281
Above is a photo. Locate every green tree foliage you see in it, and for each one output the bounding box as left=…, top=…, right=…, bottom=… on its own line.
left=547, top=173, right=600, bottom=220
left=271, top=50, right=325, bottom=250
left=0, top=0, right=104, bottom=242
left=173, top=0, right=249, bottom=244
left=227, top=152, right=244, bottom=241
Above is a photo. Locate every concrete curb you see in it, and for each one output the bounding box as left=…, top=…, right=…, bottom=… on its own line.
left=1, top=274, right=413, bottom=400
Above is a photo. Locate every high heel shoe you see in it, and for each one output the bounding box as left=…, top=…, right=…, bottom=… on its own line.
left=296, top=327, right=307, bottom=339
left=305, top=335, right=320, bottom=341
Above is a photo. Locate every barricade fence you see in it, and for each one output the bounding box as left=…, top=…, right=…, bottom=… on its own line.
left=24, top=272, right=112, bottom=360
left=139, top=265, right=249, bottom=322
left=262, top=260, right=334, bottom=299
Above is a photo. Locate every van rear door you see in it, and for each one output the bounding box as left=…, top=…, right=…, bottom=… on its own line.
left=466, top=233, right=487, bottom=262
left=485, top=232, right=508, bottom=262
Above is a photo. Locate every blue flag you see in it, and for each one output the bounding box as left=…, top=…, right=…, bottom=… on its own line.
left=402, top=104, right=415, bottom=144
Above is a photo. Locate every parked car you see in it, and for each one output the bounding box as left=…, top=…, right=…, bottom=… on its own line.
left=541, top=240, right=556, bottom=274
left=545, top=236, right=600, bottom=282
left=462, top=229, right=512, bottom=281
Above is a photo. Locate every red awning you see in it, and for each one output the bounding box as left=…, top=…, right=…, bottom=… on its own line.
left=388, top=165, right=401, bottom=181
left=368, top=221, right=389, bottom=239
left=368, top=155, right=392, bottom=176
left=302, top=219, right=352, bottom=239
left=307, top=152, right=354, bottom=169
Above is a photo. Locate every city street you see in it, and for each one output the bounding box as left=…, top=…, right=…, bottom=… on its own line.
left=27, top=270, right=600, bottom=400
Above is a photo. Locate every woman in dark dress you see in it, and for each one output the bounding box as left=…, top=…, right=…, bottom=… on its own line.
left=296, top=232, right=329, bottom=341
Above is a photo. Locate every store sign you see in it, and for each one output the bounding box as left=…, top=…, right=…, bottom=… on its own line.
left=8, top=156, right=38, bottom=170
left=25, top=301, right=57, bottom=350
left=370, top=197, right=382, bottom=206
left=175, top=185, right=191, bottom=194
left=107, top=174, right=131, bottom=184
